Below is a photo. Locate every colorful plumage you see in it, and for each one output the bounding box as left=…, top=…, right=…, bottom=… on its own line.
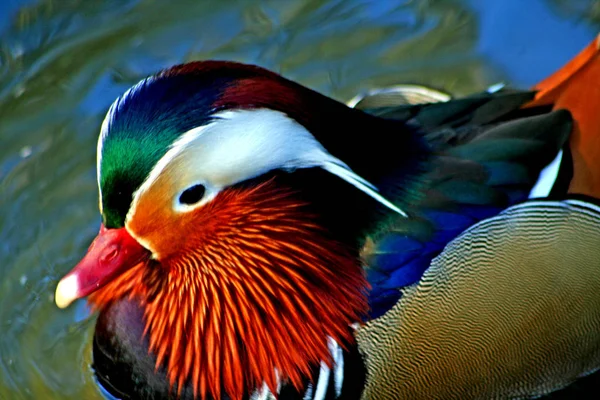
left=55, top=36, right=600, bottom=399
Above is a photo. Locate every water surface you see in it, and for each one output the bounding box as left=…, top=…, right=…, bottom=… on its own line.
left=0, top=0, right=597, bottom=398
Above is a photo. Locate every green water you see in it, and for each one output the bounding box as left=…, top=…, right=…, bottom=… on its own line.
left=0, top=0, right=597, bottom=398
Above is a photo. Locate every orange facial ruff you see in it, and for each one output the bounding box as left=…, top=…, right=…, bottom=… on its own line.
left=89, top=180, right=369, bottom=400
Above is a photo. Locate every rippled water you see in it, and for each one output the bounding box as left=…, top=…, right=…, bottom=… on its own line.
left=0, top=0, right=597, bottom=398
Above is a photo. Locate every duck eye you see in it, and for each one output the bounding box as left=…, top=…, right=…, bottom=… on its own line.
left=179, top=184, right=206, bottom=205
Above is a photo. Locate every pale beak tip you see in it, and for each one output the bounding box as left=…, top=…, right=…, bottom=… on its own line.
left=55, top=275, right=79, bottom=309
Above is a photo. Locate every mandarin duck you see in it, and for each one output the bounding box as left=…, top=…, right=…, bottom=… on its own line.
left=55, top=35, right=600, bottom=400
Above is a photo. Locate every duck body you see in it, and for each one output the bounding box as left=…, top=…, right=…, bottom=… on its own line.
left=56, top=37, right=600, bottom=400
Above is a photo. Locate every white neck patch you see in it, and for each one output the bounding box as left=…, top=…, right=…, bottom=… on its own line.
left=128, top=108, right=406, bottom=221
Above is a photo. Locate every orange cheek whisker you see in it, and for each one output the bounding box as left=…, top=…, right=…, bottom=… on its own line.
left=89, top=180, right=368, bottom=400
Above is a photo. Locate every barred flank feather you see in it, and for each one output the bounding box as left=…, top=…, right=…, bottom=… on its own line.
left=357, top=199, right=600, bottom=399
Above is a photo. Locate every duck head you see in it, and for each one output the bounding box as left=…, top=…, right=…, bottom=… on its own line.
left=55, top=62, right=423, bottom=399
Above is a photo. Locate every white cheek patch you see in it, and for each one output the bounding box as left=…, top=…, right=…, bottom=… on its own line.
left=128, top=108, right=407, bottom=220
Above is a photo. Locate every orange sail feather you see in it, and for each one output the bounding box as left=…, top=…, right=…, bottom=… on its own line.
left=527, top=34, right=600, bottom=197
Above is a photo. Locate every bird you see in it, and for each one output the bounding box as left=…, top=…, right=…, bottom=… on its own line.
left=54, top=34, right=600, bottom=400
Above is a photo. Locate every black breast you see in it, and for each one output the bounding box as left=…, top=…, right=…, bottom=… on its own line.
left=93, top=298, right=367, bottom=400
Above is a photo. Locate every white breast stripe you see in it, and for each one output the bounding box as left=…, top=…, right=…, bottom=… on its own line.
left=251, top=339, right=347, bottom=400
left=303, top=383, right=314, bottom=400
left=327, top=338, right=344, bottom=397
left=249, top=382, right=277, bottom=400
left=313, top=362, right=331, bottom=400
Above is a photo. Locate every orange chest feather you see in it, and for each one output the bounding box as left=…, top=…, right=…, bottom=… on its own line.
left=90, top=183, right=368, bottom=400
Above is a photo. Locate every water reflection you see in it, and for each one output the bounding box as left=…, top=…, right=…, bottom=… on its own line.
left=0, top=0, right=596, bottom=398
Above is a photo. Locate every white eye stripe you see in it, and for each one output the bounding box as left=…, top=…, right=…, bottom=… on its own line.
left=322, top=163, right=407, bottom=217
left=127, top=108, right=407, bottom=222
